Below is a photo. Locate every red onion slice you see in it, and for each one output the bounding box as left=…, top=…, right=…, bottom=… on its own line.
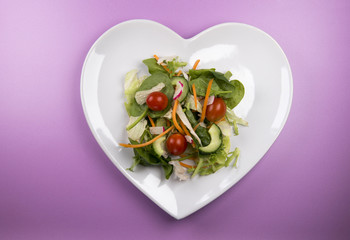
left=173, top=81, right=184, bottom=100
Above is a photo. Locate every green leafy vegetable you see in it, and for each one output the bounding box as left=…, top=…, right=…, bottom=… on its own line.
left=224, top=71, right=232, bottom=80
left=184, top=109, right=211, bottom=146
left=188, top=69, right=245, bottom=109
left=167, top=58, right=187, bottom=77
left=128, top=138, right=173, bottom=179
left=122, top=56, right=247, bottom=180
left=137, top=72, right=174, bottom=118
left=143, top=58, right=167, bottom=74
left=188, top=136, right=239, bottom=176
left=125, top=98, right=148, bottom=117
left=226, top=108, right=248, bottom=135
left=124, top=69, right=142, bottom=104
left=126, top=107, right=148, bottom=130
left=224, top=80, right=245, bottom=109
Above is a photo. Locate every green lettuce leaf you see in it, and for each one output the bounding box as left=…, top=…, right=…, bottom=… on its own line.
left=188, top=136, right=239, bottom=176
left=167, top=58, right=187, bottom=77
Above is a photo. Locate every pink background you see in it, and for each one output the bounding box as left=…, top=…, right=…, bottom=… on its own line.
left=1, top=0, right=350, bottom=239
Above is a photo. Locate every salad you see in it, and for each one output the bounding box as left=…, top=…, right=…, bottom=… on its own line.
left=119, top=55, right=248, bottom=180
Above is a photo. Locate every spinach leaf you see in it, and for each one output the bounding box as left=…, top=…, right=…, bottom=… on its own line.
left=188, top=69, right=245, bottom=109
left=142, top=58, right=167, bottom=74
left=137, top=72, right=174, bottom=118
left=189, top=76, right=223, bottom=96
left=125, top=98, right=148, bottom=117
left=225, top=80, right=245, bottom=109
left=162, top=164, right=173, bottom=179
left=159, top=157, right=173, bottom=179
left=128, top=139, right=173, bottom=179
left=189, top=68, right=216, bottom=79
left=132, top=145, right=160, bottom=166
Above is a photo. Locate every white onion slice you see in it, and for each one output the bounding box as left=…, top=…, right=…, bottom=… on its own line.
left=157, top=55, right=176, bottom=64
left=149, top=127, right=165, bottom=135
left=182, top=71, right=189, bottom=80
left=185, top=135, right=193, bottom=144
left=200, top=96, right=214, bottom=106
left=163, top=108, right=172, bottom=119
left=134, top=83, right=165, bottom=105
left=207, top=95, right=215, bottom=105
left=175, top=103, right=202, bottom=145
left=169, top=161, right=189, bottom=181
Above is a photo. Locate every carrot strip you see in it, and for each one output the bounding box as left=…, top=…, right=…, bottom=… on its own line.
left=192, top=59, right=200, bottom=70
left=179, top=119, right=196, bottom=147
left=193, top=122, right=200, bottom=131
left=192, top=84, right=198, bottom=110
left=172, top=99, right=185, bottom=134
left=215, top=116, right=226, bottom=124
left=179, top=154, right=197, bottom=161
left=161, top=64, right=171, bottom=73
left=153, top=54, right=171, bottom=73
left=199, top=78, right=214, bottom=123
left=179, top=162, right=196, bottom=169
left=119, top=126, right=174, bottom=148
left=148, top=115, right=155, bottom=127
left=176, top=70, right=182, bottom=76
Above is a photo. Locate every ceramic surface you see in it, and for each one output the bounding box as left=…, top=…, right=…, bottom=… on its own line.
left=81, top=20, right=293, bottom=219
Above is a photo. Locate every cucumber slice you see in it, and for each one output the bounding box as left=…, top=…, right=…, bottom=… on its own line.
left=199, top=124, right=222, bottom=154
left=153, top=136, right=167, bottom=157
left=171, top=76, right=189, bottom=102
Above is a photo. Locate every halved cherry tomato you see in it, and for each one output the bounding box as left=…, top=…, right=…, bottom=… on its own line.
left=146, top=92, right=168, bottom=111
left=166, top=133, right=187, bottom=156
left=206, top=97, right=226, bottom=122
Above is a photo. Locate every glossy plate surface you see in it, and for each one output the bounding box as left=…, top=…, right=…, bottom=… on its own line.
left=81, top=20, right=293, bottom=219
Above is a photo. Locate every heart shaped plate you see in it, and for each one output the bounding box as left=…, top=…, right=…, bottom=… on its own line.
left=81, top=20, right=293, bottom=219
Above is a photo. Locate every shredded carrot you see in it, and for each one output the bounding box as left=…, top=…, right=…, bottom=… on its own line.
left=166, top=119, right=170, bottom=127
left=148, top=115, right=155, bottom=127
left=192, top=59, right=200, bottom=70
left=162, top=64, right=171, bottom=73
left=193, top=122, right=200, bottom=131
left=199, top=78, right=214, bottom=123
left=176, top=70, right=182, bottom=76
left=179, top=119, right=195, bottom=147
left=179, top=162, right=196, bottom=169
left=192, top=84, right=198, bottom=110
left=179, top=154, right=197, bottom=161
left=215, top=116, right=226, bottom=124
left=172, top=99, right=185, bottom=134
left=153, top=54, right=171, bottom=73
left=119, top=126, right=174, bottom=148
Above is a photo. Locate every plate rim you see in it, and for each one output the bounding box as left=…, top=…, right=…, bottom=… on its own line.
left=80, top=19, right=293, bottom=219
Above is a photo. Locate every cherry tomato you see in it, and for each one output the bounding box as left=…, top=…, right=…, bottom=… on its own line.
left=206, top=97, right=227, bottom=122
left=146, top=92, right=168, bottom=111
left=166, top=133, right=187, bottom=156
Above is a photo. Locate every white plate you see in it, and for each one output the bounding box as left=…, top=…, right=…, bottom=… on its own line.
left=81, top=20, right=293, bottom=219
